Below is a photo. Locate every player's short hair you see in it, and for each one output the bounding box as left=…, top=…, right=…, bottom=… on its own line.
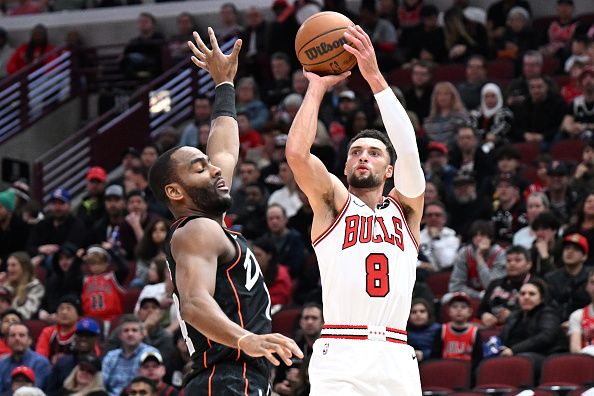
left=148, top=146, right=182, bottom=204
left=347, top=129, right=397, bottom=165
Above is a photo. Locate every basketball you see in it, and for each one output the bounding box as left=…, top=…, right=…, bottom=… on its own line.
left=295, top=11, right=357, bottom=76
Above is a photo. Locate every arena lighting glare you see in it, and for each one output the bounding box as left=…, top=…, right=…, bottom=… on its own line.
left=149, top=90, right=171, bottom=113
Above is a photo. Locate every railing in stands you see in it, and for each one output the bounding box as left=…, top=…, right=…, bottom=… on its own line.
left=0, top=46, right=82, bottom=145
left=32, top=38, right=236, bottom=203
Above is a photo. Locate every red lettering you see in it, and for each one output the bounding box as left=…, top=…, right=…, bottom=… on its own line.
left=342, top=215, right=359, bottom=249
left=374, top=217, right=394, bottom=245
left=359, top=216, right=374, bottom=243
left=392, top=217, right=404, bottom=251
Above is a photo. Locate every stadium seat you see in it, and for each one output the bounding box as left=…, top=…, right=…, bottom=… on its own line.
left=532, top=16, right=557, bottom=36
left=388, top=68, right=412, bottom=90
left=487, top=60, right=514, bottom=79
left=553, top=75, right=571, bottom=89
left=433, top=64, right=466, bottom=84
left=539, top=353, right=594, bottom=389
left=521, top=164, right=540, bottom=184
left=24, top=319, right=50, bottom=345
left=122, top=288, right=141, bottom=313
left=271, top=307, right=302, bottom=337
left=420, top=359, right=471, bottom=393
left=448, top=393, right=484, bottom=396
left=475, top=356, right=534, bottom=391
left=550, top=139, right=585, bottom=164
left=542, top=56, right=560, bottom=76
left=426, top=271, right=451, bottom=300
left=513, top=142, right=541, bottom=166
left=568, top=386, right=594, bottom=396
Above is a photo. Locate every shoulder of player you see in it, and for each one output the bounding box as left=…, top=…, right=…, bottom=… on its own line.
left=170, top=217, right=228, bottom=252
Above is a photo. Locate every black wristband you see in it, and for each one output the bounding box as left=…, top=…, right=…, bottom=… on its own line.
left=212, top=83, right=236, bottom=120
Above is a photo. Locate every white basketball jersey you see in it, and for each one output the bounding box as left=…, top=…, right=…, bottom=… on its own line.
left=312, top=193, right=418, bottom=329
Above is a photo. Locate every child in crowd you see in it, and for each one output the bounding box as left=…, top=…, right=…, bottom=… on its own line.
left=407, top=298, right=441, bottom=362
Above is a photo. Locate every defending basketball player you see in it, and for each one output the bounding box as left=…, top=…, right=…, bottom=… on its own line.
left=286, top=25, right=425, bottom=395
left=149, top=28, right=302, bottom=395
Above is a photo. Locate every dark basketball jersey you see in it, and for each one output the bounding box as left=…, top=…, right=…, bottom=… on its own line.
left=165, top=215, right=272, bottom=381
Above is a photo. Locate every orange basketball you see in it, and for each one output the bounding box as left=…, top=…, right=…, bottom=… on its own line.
left=295, top=11, right=357, bottom=76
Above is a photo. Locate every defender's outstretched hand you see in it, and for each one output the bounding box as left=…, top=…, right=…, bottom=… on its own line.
left=343, top=25, right=387, bottom=94
left=188, top=27, right=242, bottom=85
left=238, top=333, right=304, bottom=366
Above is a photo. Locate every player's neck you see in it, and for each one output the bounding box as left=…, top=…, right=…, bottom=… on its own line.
left=348, top=186, right=384, bottom=210
left=173, top=207, right=224, bottom=224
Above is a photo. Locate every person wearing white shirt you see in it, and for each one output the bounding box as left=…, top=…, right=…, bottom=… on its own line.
left=267, top=159, right=302, bottom=218
left=419, top=201, right=460, bottom=271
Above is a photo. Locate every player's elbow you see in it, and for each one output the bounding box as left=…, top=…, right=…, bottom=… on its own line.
left=285, top=144, right=308, bottom=165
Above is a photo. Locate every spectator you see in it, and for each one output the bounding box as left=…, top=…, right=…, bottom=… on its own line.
left=540, top=0, right=582, bottom=60
left=506, top=50, right=557, bottom=107
left=163, top=331, right=190, bottom=389
left=423, top=82, right=470, bottom=146
left=46, top=318, right=101, bottom=395
left=499, top=280, right=564, bottom=373
left=560, top=65, right=594, bottom=140
left=133, top=219, right=169, bottom=288
left=140, top=145, right=159, bottom=172
left=233, top=185, right=268, bottom=239
left=237, top=113, right=264, bottom=159
left=530, top=212, right=562, bottom=276
left=560, top=59, right=585, bottom=104
left=261, top=52, right=292, bottom=107
left=457, top=55, right=489, bottom=110
left=59, top=354, right=106, bottom=396
left=0, top=309, right=22, bottom=356
left=119, top=190, right=160, bottom=260
left=10, top=366, right=36, bottom=394
left=0, top=323, right=51, bottom=393
left=0, top=253, right=44, bottom=320
left=229, top=160, right=264, bottom=215
left=178, top=96, right=212, bottom=148
left=546, top=233, right=591, bottom=322
left=491, top=173, right=528, bottom=246
left=252, top=237, right=293, bottom=309
left=27, top=189, right=85, bottom=268
left=565, top=192, right=594, bottom=265
left=432, top=292, right=482, bottom=368
left=443, top=7, right=488, bottom=63
left=326, top=90, right=358, bottom=146
left=35, top=295, right=81, bottom=364
left=236, top=77, right=269, bottom=132
left=0, top=190, right=29, bottom=267
left=564, top=36, right=590, bottom=73
left=446, top=171, right=493, bottom=241
left=264, top=204, right=305, bottom=279
left=291, top=69, right=308, bottom=97
left=268, top=160, right=302, bottom=218
left=407, top=298, right=440, bottom=362
left=487, top=145, right=530, bottom=196
left=404, top=61, right=434, bottom=122
left=405, top=5, right=447, bottom=64
left=127, top=377, right=157, bottom=396
left=81, top=246, right=128, bottom=322
left=470, top=83, right=515, bottom=150
left=268, top=0, right=299, bottom=65
left=167, top=12, right=198, bottom=65
left=86, top=185, right=126, bottom=247
left=480, top=245, right=536, bottom=327
left=545, top=161, right=579, bottom=224
left=239, top=7, right=269, bottom=82
left=396, top=0, right=423, bottom=41
left=358, top=0, right=398, bottom=69
left=0, top=28, right=13, bottom=79
left=448, top=220, right=507, bottom=300
left=123, top=167, right=168, bottom=219
left=513, top=192, right=550, bottom=249
left=120, top=13, right=165, bottom=80
left=423, top=179, right=444, bottom=206
left=419, top=202, right=459, bottom=272
left=569, top=268, right=594, bottom=354
left=102, top=316, right=158, bottom=396
left=0, top=287, right=12, bottom=315
left=494, top=6, right=537, bottom=61
left=133, top=351, right=178, bottom=396
left=571, top=141, right=594, bottom=202
left=7, top=25, right=54, bottom=75
left=134, top=258, right=169, bottom=315
left=486, top=0, right=531, bottom=43
left=511, top=76, right=566, bottom=145
left=134, top=298, right=174, bottom=363
left=423, top=142, right=457, bottom=197
left=112, top=148, right=142, bottom=188
left=217, top=3, right=244, bottom=42
left=76, top=167, right=107, bottom=229
left=448, top=125, right=495, bottom=182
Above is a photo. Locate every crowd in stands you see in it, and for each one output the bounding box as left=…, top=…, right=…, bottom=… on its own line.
left=1, top=0, right=594, bottom=394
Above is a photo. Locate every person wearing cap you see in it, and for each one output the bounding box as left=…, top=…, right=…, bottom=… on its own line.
left=561, top=66, right=594, bottom=140
left=0, top=323, right=51, bottom=393
left=491, top=171, right=528, bottom=245
left=431, top=292, right=482, bottom=369
left=546, top=233, right=591, bottom=322
left=419, top=202, right=459, bottom=272
left=505, top=51, right=557, bottom=108
left=81, top=245, right=128, bottom=322
left=85, top=185, right=126, bottom=247
left=134, top=297, right=174, bottom=365
left=46, top=318, right=102, bottom=395
left=38, top=243, right=83, bottom=322
left=543, top=161, right=579, bottom=224
left=26, top=188, right=85, bottom=269
left=75, top=166, right=107, bottom=229
left=35, top=295, right=81, bottom=364
left=423, top=141, right=457, bottom=196
left=10, top=366, right=35, bottom=393
left=131, top=351, right=178, bottom=396
left=0, top=189, right=29, bottom=266
left=61, top=354, right=107, bottom=396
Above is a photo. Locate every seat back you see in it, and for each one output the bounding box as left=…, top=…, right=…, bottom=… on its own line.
left=476, top=356, right=534, bottom=388
left=420, top=359, right=471, bottom=391
left=550, top=139, right=585, bottom=164
left=122, top=288, right=141, bottom=313
left=513, top=142, right=541, bottom=166
left=540, top=353, right=594, bottom=387
left=271, top=307, right=302, bottom=337
left=426, top=271, right=451, bottom=300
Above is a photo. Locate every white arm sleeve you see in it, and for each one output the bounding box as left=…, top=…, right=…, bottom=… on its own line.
left=374, top=87, right=425, bottom=198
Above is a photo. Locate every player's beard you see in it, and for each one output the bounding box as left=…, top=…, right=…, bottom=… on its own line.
left=185, top=182, right=232, bottom=216
left=348, top=171, right=382, bottom=189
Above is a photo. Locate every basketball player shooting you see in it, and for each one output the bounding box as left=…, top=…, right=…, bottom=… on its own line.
left=148, top=28, right=302, bottom=395
left=286, top=25, right=425, bottom=395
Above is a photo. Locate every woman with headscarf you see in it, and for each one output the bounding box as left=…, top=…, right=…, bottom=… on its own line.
left=470, top=83, right=515, bottom=151
left=495, top=6, right=537, bottom=60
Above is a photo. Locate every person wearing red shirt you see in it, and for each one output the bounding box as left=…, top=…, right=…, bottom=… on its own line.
left=6, top=25, right=56, bottom=75
left=251, top=237, right=293, bottom=309
left=35, top=294, right=81, bottom=364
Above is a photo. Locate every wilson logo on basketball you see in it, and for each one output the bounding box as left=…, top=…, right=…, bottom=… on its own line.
left=304, top=37, right=347, bottom=61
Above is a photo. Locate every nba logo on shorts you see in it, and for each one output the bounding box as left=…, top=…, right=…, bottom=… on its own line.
left=322, top=343, right=330, bottom=355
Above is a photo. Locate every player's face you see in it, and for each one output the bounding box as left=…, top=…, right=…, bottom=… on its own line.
left=345, top=138, right=392, bottom=189
left=172, top=147, right=232, bottom=216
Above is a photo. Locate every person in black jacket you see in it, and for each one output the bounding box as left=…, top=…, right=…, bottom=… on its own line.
left=499, top=279, right=565, bottom=378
